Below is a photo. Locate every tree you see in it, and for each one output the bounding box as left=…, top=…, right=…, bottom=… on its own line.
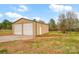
left=71, top=20, right=79, bottom=31
left=33, top=19, right=37, bottom=22
left=0, top=23, right=2, bottom=30
left=1, top=19, right=12, bottom=29
left=58, top=13, right=67, bottom=33
left=58, top=11, right=78, bottom=33
left=49, top=18, right=56, bottom=31
left=66, top=11, right=78, bottom=31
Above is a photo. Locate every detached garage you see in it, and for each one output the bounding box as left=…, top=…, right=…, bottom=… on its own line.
left=12, top=18, right=49, bottom=37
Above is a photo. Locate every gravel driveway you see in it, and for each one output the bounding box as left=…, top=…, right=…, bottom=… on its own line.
left=0, top=35, right=33, bottom=42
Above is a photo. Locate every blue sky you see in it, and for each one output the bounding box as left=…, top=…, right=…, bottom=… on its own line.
left=0, top=4, right=79, bottom=23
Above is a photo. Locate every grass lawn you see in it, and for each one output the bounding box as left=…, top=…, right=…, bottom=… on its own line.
left=0, top=31, right=79, bottom=54
left=0, top=30, right=12, bottom=36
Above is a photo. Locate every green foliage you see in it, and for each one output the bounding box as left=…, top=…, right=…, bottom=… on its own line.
left=0, top=23, right=2, bottom=30
left=33, top=19, right=37, bottom=22
left=49, top=18, right=57, bottom=31
left=0, top=19, right=12, bottom=30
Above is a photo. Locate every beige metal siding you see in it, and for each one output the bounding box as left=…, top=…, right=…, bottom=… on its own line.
left=36, top=23, right=49, bottom=35
left=41, top=24, right=49, bottom=34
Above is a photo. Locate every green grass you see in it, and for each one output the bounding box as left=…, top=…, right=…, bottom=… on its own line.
left=0, top=31, right=79, bottom=54
left=46, top=31, right=79, bottom=54
left=0, top=49, right=8, bottom=54
left=0, top=30, right=12, bottom=36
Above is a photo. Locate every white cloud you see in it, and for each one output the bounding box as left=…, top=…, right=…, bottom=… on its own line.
left=5, top=12, right=29, bottom=22
left=17, top=5, right=28, bottom=12
left=5, top=12, right=23, bottom=18
left=49, top=4, right=73, bottom=12
left=0, top=13, right=3, bottom=18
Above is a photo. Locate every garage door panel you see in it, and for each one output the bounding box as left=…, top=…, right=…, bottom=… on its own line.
left=13, top=24, right=22, bottom=35
left=23, top=23, right=33, bottom=35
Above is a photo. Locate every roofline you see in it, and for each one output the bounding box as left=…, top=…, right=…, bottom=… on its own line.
left=13, top=18, right=48, bottom=25
left=12, top=18, right=33, bottom=24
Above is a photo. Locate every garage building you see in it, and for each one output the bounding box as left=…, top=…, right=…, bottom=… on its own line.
left=12, top=18, right=49, bottom=36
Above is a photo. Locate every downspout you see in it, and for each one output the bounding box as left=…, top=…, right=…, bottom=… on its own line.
left=22, top=24, right=23, bottom=36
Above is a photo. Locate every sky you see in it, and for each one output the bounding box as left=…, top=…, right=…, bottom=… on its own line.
left=0, top=4, right=79, bottom=23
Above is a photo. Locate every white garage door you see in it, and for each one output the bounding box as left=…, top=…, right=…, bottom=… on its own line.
left=13, top=24, right=22, bottom=35
left=23, top=23, right=33, bottom=35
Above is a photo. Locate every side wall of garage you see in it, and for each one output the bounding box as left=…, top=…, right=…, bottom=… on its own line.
left=36, top=22, right=49, bottom=35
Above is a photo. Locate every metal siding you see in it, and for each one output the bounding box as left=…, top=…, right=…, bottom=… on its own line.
left=40, top=26, right=42, bottom=35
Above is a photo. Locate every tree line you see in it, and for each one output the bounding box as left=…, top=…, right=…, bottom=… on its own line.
left=49, top=11, right=79, bottom=33
left=0, top=19, right=12, bottom=30
left=0, top=11, right=79, bottom=33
